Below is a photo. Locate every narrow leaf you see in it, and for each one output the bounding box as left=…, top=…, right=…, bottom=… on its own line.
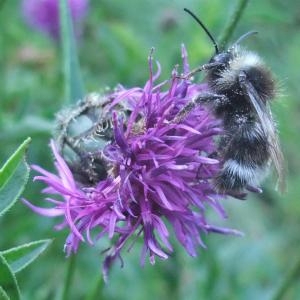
left=1, top=239, right=52, bottom=274
left=0, top=254, right=20, bottom=300
left=0, top=137, right=31, bottom=188
left=218, top=0, right=250, bottom=48
left=0, top=138, right=31, bottom=216
left=59, top=0, right=84, bottom=104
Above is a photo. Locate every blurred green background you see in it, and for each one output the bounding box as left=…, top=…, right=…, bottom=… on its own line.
left=1, top=0, right=300, bottom=299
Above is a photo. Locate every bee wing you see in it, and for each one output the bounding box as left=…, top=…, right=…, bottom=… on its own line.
left=239, top=74, right=286, bottom=192
left=265, top=103, right=286, bottom=192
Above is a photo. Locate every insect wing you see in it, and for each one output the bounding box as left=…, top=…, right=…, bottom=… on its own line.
left=240, top=75, right=286, bottom=191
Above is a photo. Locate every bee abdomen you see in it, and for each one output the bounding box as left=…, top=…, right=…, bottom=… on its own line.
left=222, top=118, right=270, bottom=164
left=214, top=159, right=267, bottom=193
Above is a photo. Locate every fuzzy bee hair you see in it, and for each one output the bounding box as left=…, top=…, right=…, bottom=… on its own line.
left=175, top=9, right=285, bottom=198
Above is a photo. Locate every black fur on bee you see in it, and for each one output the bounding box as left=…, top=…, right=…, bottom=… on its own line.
left=175, top=9, right=285, bottom=197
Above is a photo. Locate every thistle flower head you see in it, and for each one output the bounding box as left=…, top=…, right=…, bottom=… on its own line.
left=24, top=46, right=242, bottom=280
left=22, top=0, right=89, bottom=41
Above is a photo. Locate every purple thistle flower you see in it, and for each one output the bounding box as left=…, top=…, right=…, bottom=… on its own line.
left=22, top=0, right=89, bottom=41
left=23, top=45, right=242, bottom=280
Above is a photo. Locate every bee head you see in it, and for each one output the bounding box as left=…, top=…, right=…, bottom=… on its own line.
left=210, top=52, right=231, bottom=64
left=209, top=51, right=233, bottom=73
left=183, top=9, right=275, bottom=100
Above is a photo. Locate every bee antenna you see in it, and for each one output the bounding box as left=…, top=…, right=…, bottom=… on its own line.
left=232, top=31, right=258, bottom=47
left=184, top=8, right=219, bottom=54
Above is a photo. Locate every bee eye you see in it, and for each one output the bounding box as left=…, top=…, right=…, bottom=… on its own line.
left=210, top=52, right=231, bottom=65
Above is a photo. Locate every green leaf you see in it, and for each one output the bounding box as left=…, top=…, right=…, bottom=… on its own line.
left=218, top=0, right=250, bottom=48
left=0, top=138, right=31, bottom=216
left=0, top=254, right=20, bottom=300
left=0, top=137, right=31, bottom=188
left=59, top=0, right=85, bottom=104
left=1, top=239, right=52, bottom=274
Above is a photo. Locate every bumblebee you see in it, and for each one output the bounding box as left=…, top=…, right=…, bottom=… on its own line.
left=176, top=8, right=285, bottom=197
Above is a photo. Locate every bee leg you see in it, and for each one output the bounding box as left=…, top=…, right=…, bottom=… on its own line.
left=226, top=190, right=248, bottom=200
left=176, top=62, right=224, bottom=80
left=173, top=93, right=227, bottom=123
left=213, top=174, right=248, bottom=200
left=246, top=184, right=263, bottom=194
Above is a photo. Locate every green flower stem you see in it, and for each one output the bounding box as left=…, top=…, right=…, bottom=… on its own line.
left=85, top=276, right=104, bottom=300
left=61, top=255, right=76, bottom=300
left=161, top=252, right=181, bottom=300
left=59, top=0, right=84, bottom=104
left=218, top=0, right=250, bottom=48
left=272, top=256, right=300, bottom=300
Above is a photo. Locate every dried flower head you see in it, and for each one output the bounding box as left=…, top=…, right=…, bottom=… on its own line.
left=23, top=46, right=242, bottom=280
left=22, top=0, right=89, bottom=41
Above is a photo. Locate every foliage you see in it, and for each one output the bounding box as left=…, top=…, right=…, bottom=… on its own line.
left=0, top=138, right=52, bottom=299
